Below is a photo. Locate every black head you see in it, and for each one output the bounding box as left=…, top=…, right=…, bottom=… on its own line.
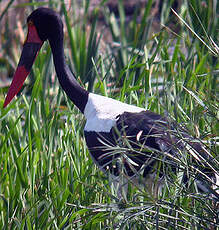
left=27, top=8, right=63, bottom=42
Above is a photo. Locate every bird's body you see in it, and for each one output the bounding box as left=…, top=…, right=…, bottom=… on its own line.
left=3, top=7, right=218, bottom=199
left=84, top=93, right=168, bottom=176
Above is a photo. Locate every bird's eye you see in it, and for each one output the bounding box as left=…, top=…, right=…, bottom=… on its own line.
left=24, top=20, right=34, bottom=44
left=28, top=20, right=34, bottom=26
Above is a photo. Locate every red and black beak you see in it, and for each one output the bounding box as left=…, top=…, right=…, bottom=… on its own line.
left=3, top=21, right=44, bottom=108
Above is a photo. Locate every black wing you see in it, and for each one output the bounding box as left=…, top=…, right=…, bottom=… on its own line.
left=85, top=110, right=179, bottom=177
left=84, top=110, right=218, bottom=196
left=113, top=111, right=179, bottom=177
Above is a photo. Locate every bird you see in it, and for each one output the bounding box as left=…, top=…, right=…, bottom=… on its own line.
left=3, top=7, right=218, bottom=199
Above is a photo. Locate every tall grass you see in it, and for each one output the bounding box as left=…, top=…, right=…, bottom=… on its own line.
left=0, top=0, right=218, bottom=229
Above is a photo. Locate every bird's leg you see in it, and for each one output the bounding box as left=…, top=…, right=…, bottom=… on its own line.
left=115, top=176, right=128, bottom=201
left=142, top=172, right=164, bottom=199
left=109, top=173, right=128, bottom=201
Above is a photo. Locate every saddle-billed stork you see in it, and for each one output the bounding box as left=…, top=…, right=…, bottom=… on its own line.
left=3, top=8, right=218, bottom=198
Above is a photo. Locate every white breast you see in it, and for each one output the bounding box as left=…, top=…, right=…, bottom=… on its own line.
left=84, top=93, right=145, bottom=132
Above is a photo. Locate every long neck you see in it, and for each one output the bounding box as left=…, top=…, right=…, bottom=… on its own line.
left=49, top=37, right=88, bottom=113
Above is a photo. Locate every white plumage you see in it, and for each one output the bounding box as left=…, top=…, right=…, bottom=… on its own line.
left=84, top=93, right=144, bottom=132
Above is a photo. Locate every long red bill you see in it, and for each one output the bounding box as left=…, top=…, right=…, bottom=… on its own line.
left=3, top=23, right=43, bottom=108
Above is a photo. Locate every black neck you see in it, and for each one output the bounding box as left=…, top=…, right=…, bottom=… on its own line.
left=49, top=37, right=88, bottom=113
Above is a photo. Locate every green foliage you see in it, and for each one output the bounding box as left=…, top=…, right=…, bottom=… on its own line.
left=0, top=0, right=218, bottom=229
left=61, top=0, right=101, bottom=91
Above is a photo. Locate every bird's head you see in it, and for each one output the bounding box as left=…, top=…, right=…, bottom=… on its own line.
left=27, top=8, right=63, bottom=42
left=3, top=8, right=63, bottom=108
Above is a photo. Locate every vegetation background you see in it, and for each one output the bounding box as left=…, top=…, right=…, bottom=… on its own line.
left=0, top=0, right=218, bottom=229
